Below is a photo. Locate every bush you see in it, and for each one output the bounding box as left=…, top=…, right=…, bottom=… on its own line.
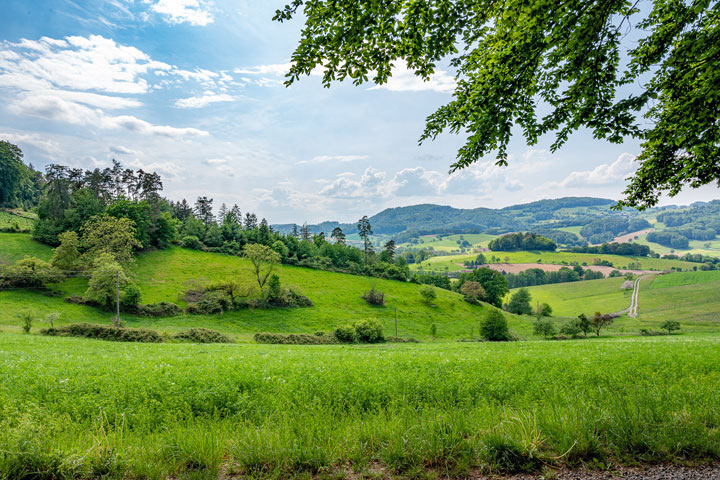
left=254, top=332, right=338, bottom=345
left=173, top=328, right=233, bottom=343
left=354, top=318, right=385, bottom=343
left=460, top=280, right=486, bottom=304
left=136, top=302, right=182, bottom=317
left=333, top=325, right=357, bottom=343
left=386, top=336, right=420, bottom=343
left=419, top=285, right=437, bottom=304
left=660, top=320, right=681, bottom=334
left=121, top=284, right=142, bottom=308
left=181, top=235, right=203, bottom=250
left=480, top=310, right=511, bottom=341
left=533, top=317, right=556, bottom=338
left=42, top=323, right=163, bottom=343
left=361, top=286, right=385, bottom=306
left=559, top=319, right=582, bottom=338
left=20, top=313, right=33, bottom=333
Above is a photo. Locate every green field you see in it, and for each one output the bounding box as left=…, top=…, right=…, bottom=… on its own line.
left=0, top=232, right=53, bottom=264
left=0, top=236, right=527, bottom=340
left=398, top=233, right=496, bottom=253
left=506, top=277, right=633, bottom=319
left=0, top=334, right=718, bottom=479
left=413, top=250, right=696, bottom=273
left=636, top=271, right=720, bottom=330
left=0, top=210, right=35, bottom=232
left=634, top=233, right=720, bottom=257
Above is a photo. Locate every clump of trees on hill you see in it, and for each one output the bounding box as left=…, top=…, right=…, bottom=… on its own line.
left=567, top=242, right=650, bottom=256
left=488, top=232, right=557, bottom=252
left=580, top=217, right=651, bottom=244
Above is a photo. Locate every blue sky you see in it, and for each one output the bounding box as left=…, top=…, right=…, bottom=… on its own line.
left=1, top=0, right=717, bottom=223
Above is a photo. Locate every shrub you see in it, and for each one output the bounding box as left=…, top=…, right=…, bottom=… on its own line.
left=480, top=310, right=511, bottom=341
left=354, top=318, right=385, bottom=343
left=419, top=285, right=437, bottom=304
left=42, top=323, right=163, bottom=343
left=137, top=302, right=182, bottom=317
left=254, top=332, right=338, bottom=345
left=430, top=323, right=437, bottom=337
left=460, top=281, right=486, bottom=304
left=0, top=257, right=64, bottom=289
left=173, top=328, right=233, bottom=343
left=121, top=284, right=142, bottom=308
left=266, top=274, right=282, bottom=301
left=533, top=317, right=556, bottom=338
left=386, top=336, right=420, bottom=343
left=559, top=319, right=582, bottom=338
left=361, top=286, right=385, bottom=306
left=20, top=313, right=33, bottom=333
left=660, top=320, right=681, bottom=334
left=181, top=235, right=203, bottom=250
left=333, top=325, right=356, bottom=343
left=507, top=288, right=532, bottom=315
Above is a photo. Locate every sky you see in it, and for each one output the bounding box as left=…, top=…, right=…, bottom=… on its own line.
left=1, top=0, right=717, bottom=224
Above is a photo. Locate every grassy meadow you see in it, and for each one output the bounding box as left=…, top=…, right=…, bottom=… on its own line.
left=0, top=210, right=35, bottom=232
left=0, top=236, right=526, bottom=340
left=412, top=249, right=696, bottom=273
left=398, top=233, right=497, bottom=253
left=1, top=333, right=719, bottom=479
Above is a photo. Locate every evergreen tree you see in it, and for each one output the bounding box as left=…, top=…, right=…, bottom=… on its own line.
left=357, top=216, right=373, bottom=265
left=330, top=226, right=346, bottom=245
left=194, top=196, right=214, bottom=225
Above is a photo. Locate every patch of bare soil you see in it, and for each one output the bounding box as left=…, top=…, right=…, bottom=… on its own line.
left=498, top=463, right=720, bottom=480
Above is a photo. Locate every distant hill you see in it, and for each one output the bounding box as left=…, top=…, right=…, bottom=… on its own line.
left=274, top=197, right=618, bottom=236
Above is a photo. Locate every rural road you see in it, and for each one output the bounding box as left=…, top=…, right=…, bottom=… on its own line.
left=612, top=274, right=648, bottom=317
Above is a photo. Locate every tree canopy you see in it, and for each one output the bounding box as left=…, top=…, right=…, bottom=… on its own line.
left=275, top=0, right=720, bottom=208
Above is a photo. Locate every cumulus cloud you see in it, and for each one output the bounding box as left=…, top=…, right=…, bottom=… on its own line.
left=149, top=0, right=214, bottom=26
left=234, top=63, right=291, bottom=76
left=320, top=167, right=388, bottom=199
left=0, top=131, right=61, bottom=156
left=297, top=154, right=368, bottom=165
left=391, top=167, right=444, bottom=197
left=369, top=63, right=456, bottom=94
left=109, top=145, right=140, bottom=156
left=555, top=153, right=637, bottom=188
left=9, top=95, right=208, bottom=138
left=175, top=92, right=235, bottom=108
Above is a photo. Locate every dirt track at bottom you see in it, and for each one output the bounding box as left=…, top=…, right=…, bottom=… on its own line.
left=493, top=463, right=720, bottom=479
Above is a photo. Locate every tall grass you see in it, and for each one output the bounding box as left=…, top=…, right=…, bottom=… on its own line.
left=0, top=334, right=718, bottom=478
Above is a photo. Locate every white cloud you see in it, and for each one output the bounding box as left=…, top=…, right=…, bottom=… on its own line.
left=149, top=0, right=214, bottom=26
left=175, top=92, right=235, bottom=108
left=555, top=153, right=637, bottom=188
left=234, top=63, right=292, bottom=76
left=0, top=131, right=61, bottom=156
left=109, top=145, right=140, bottom=156
left=297, top=154, right=368, bottom=165
left=391, top=167, right=444, bottom=196
left=9, top=94, right=209, bottom=138
left=320, top=167, right=388, bottom=199
left=369, top=64, right=456, bottom=94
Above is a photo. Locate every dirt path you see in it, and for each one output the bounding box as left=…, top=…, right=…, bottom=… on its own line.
left=496, top=463, right=720, bottom=479
left=611, top=274, right=650, bottom=317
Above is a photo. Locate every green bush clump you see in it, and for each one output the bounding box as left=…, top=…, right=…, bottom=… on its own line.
left=361, top=286, right=385, bottom=306
left=173, top=328, right=233, bottom=344
left=136, top=302, right=182, bottom=317
left=480, top=310, right=511, bottom=341
left=386, top=336, right=420, bottom=343
left=254, top=332, right=338, bottom=345
left=333, top=325, right=356, bottom=343
left=42, top=323, right=164, bottom=343
left=181, top=236, right=203, bottom=250
left=354, top=318, right=385, bottom=343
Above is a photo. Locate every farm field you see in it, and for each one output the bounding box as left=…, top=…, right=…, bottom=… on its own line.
left=637, top=271, right=720, bottom=330
left=1, top=333, right=719, bottom=479
left=634, top=233, right=720, bottom=257
left=412, top=250, right=696, bottom=273
left=505, top=277, right=633, bottom=319
left=398, top=233, right=497, bottom=253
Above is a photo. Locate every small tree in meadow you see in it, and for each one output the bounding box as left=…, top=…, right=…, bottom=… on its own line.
left=460, top=281, right=485, bottom=304
left=534, top=317, right=556, bottom=338
left=507, top=288, right=532, bottom=315
left=480, top=310, right=511, bottom=341
left=660, top=320, right=681, bottom=334
left=362, top=286, right=385, bottom=306
left=419, top=285, right=437, bottom=305
left=243, top=243, right=282, bottom=293
left=576, top=313, right=591, bottom=337
left=590, top=312, right=614, bottom=337
left=50, top=231, right=80, bottom=271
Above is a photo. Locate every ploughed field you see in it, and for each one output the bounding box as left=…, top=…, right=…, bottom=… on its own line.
left=0, top=334, right=719, bottom=479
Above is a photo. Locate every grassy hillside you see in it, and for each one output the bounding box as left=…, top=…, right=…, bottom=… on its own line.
left=0, top=237, right=528, bottom=340
left=506, top=277, right=632, bottom=318
left=0, top=210, right=35, bottom=232
left=634, top=233, right=720, bottom=257
left=637, top=271, right=720, bottom=330
left=398, top=233, right=496, bottom=253
left=0, top=232, right=53, bottom=264
left=413, top=250, right=696, bottom=273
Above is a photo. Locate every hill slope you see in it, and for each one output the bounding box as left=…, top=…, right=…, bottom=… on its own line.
left=0, top=235, right=525, bottom=340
